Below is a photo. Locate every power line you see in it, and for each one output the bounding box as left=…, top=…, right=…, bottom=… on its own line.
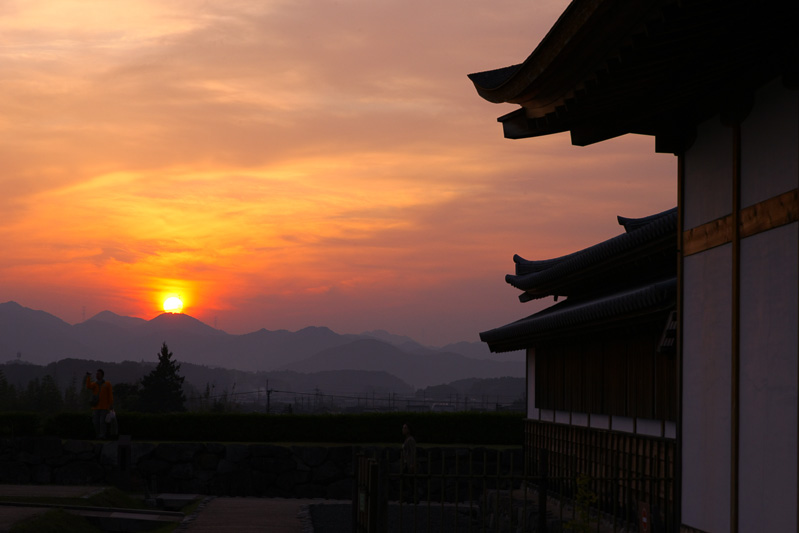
left=185, top=386, right=521, bottom=407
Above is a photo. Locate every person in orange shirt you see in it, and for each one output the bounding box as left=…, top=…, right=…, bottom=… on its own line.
left=85, top=369, right=114, bottom=439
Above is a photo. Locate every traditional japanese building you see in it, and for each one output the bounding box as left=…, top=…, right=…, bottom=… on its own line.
left=481, top=208, right=679, bottom=528
left=481, top=207, right=678, bottom=427
left=470, top=1, right=797, bottom=532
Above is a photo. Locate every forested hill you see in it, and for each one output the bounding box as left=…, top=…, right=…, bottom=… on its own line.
left=0, top=358, right=525, bottom=407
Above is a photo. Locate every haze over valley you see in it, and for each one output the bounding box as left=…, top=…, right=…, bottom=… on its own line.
left=0, top=302, right=523, bottom=401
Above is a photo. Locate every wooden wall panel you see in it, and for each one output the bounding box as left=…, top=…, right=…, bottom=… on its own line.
left=534, top=316, right=676, bottom=421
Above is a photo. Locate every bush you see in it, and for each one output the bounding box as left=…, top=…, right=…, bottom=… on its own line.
left=41, top=413, right=94, bottom=439
left=0, top=412, right=43, bottom=437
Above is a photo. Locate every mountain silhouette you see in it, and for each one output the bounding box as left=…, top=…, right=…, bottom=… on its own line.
left=0, top=301, right=86, bottom=362
left=0, top=301, right=523, bottom=387
left=282, top=338, right=522, bottom=388
left=144, top=313, right=227, bottom=336
left=87, top=310, right=147, bottom=329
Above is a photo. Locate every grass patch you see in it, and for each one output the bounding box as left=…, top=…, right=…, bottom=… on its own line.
left=5, top=487, right=196, bottom=533
left=10, top=509, right=102, bottom=533
left=1, top=487, right=149, bottom=509
left=82, top=486, right=151, bottom=509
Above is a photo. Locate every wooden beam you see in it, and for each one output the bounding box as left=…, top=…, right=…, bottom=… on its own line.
left=683, top=215, right=733, bottom=256
left=739, top=189, right=799, bottom=239
left=683, top=188, right=799, bottom=256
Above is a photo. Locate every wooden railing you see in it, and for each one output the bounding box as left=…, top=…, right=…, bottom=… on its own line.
left=525, top=419, right=676, bottom=532
left=354, top=430, right=677, bottom=532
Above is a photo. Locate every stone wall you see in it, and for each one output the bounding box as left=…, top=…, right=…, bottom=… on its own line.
left=0, top=437, right=356, bottom=499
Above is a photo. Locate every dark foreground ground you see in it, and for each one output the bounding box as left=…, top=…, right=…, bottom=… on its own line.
left=309, top=502, right=479, bottom=532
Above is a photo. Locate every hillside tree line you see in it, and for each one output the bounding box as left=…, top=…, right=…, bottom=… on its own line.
left=0, top=343, right=189, bottom=414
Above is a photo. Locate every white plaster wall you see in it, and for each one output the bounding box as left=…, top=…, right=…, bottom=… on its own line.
left=539, top=409, right=555, bottom=422
left=588, top=413, right=609, bottom=430
left=554, top=410, right=570, bottom=425
left=684, top=120, right=733, bottom=230
left=610, top=416, right=676, bottom=439
left=739, top=223, right=799, bottom=532
left=613, top=416, right=635, bottom=433
left=571, top=412, right=589, bottom=427
left=635, top=418, right=665, bottom=438
left=525, top=412, right=674, bottom=438
left=682, top=244, right=732, bottom=533
left=741, top=80, right=799, bottom=207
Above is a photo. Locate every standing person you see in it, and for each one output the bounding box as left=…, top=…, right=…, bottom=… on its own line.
left=402, top=423, right=416, bottom=473
left=401, top=423, right=417, bottom=503
left=85, top=369, right=113, bottom=439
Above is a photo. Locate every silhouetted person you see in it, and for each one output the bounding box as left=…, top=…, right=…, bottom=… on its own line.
left=86, top=369, right=113, bottom=439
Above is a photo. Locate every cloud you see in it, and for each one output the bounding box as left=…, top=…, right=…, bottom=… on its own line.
left=0, top=0, right=677, bottom=345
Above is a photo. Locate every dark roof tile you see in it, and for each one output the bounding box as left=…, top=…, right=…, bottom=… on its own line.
left=508, top=207, right=676, bottom=296
left=480, top=277, right=676, bottom=353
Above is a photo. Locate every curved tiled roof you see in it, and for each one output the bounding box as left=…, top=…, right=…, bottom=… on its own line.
left=480, top=277, right=676, bottom=353
left=468, top=0, right=660, bottom=106
left=468, top=0, right=797, bottom=150
left=509, top=207, right=676, bottom=300
left=617, top=208, right=674, bottom=232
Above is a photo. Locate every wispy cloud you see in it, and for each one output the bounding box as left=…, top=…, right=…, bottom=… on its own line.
left=0, top=0, right=676, bottom=345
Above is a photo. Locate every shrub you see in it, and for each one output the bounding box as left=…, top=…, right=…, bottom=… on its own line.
left=17, top=411, right=526, bottom=445
left=0, top=412, right=43, bottom=437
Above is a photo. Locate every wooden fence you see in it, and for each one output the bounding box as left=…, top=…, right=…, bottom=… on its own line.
left=354, top=425, right=676, bottom=532
left=525, top=419, right=676, bottom=532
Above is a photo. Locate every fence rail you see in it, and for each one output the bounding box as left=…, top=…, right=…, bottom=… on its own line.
left=355, top=424, right=676, bottom=532
left=526, top=419, right=675, bottom=532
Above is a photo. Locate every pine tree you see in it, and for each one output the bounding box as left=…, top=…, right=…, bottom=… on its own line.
left=38, top=375, right=63, bottom=413
left=139, top=342, right=186, bottom=413
left=114, top=382, right=141, bottom=412
left=0, top=369, right=17, bottom=411
left=62, top=375, right=83, bottom=412
left=22, top=377, right=41, bottom=411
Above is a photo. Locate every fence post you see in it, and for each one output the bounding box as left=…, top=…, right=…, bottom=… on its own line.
left=378, top=454, right=389, bottom=533
left=352, top=450, right=359, bottom=533
left=367, top=460, right=379, bottom=532
left=539, top=448, right=548, bottom=533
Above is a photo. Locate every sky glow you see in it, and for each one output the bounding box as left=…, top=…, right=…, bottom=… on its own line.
left=0, top=0, right=676, bottom=347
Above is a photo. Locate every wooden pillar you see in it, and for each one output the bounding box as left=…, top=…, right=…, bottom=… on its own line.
left=730, top=121, right=742, bottom=533
left=675, top=149, right=685, bottom=533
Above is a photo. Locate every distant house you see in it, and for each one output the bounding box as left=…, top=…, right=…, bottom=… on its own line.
left=470, top=1, right=797, bottom=532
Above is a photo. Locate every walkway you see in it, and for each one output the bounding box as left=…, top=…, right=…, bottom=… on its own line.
left=0, top=485, right=106, bottom=532
left=0, top=485, right=329, bottom=533
left=181, top=497, right=321, bottom=532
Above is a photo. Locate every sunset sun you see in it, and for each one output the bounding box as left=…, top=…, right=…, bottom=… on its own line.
left=163, top=296, right=184, bottom=313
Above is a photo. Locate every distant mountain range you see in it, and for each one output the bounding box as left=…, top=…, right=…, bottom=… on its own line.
left=0, top=301, right=523, bottom=388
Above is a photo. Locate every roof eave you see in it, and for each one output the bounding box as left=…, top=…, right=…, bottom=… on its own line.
left=481, top=278, right=676, bottom=353
left=471, top=0, right=799, bottom=151
left=468, top=0, right=667, bottom=106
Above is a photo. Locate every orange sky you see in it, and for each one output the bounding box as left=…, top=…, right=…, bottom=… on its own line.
left=0, top=0, right=676, bottom=347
